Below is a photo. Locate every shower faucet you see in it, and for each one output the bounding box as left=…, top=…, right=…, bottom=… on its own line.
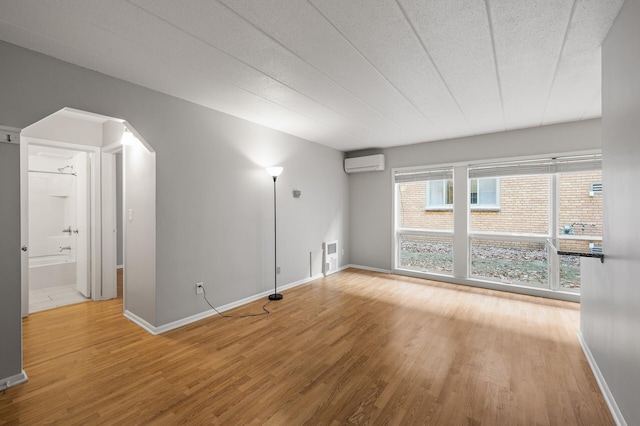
left=59, top=246, right=72, bottom=252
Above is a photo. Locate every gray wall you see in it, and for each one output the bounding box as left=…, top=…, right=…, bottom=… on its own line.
left=0, top=40, right=349, bottom=330
left=116, top=153, right=123, bottom=266
left=0, top=141, right=22, bottom=385
left=583, top=1, right=640, bottom=424
left=349, top=119, right=602, bottom=270
left=124, top=136, right=156, bottom=325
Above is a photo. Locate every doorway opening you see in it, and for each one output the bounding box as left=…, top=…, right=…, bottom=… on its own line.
left=26, top=144, right=92, bottom=312
left=20, top=108, right=153, bottom=319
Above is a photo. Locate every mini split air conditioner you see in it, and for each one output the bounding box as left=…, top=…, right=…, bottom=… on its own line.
left=344, top=154, right=385, bottom=173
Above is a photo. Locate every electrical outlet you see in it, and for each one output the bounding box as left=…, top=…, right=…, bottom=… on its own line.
left=276, top=266, right=281, bottom=274
left=196, top=282, right=204, bottom=295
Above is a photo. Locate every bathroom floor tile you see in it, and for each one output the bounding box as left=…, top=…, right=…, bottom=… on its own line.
left=29, top=292, right=51, bottom=303
left=29, top=300, right=59, bottom=313
left=29, top=284, right=89, bottom=313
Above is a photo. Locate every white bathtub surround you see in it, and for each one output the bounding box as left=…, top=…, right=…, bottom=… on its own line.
left=29, top=255, right=76, bottom=289
left=29, top=284, right=88, bottom=313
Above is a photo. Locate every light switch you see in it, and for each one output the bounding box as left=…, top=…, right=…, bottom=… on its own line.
left=128, top=209, right=133, bottom=222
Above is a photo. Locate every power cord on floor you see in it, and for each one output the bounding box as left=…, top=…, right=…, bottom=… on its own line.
left=201, top=286, right=271, bottom=317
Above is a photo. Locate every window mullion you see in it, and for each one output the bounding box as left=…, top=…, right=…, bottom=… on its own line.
left=549, top=174, right=560, bottom=291
left=453, top=165, right=469, bottom=279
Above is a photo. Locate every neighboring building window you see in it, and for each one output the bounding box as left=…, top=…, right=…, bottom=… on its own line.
left=426, top=178, right=499, bottom=210
left=426, top=179, right=454, bottom=209
left=470, top=178, right=499, bottom=210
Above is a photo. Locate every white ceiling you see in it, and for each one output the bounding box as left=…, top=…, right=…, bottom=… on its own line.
left=0, top=0, right=625, bottom=151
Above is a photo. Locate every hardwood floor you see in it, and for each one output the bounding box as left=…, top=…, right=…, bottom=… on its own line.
left=1, top=269, right=612, bottom=425
left=117, top=267, right=123, bottom=299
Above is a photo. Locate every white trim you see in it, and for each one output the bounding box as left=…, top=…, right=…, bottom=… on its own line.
left=23, top=137, right=102, bottom=304
left=558, top=235, right=603, bottom=241
left=397, top=228, right=453, bottom=237
left=100, top=153, right=117, bottom=300
left=469, top=231, right=550, bottom=242
left=60, top=107, right=125, bottom=124
left=346, top=264, right=392, bottom=274
left=0, top=370, right=28, bottom=391
left=22, top=136, right=101, bottom=153
left=123, top=310, right=157, bottom=335
left=123, top=121, right=154, bottom=153
left=392, top=268, right=580, bottom=302
left=577, top=332, right=627, bottom=426
left=128, top=273, right=325, bottom=335
left=20, top=132, right=29, bottom=317
left=102, top=141, right=123, bottom=154
left=117, top=264, right=124, bottom=269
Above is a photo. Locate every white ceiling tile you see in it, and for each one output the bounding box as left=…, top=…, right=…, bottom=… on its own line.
left=0, top=9, right=363, bottom=149
left=542, top=0, right=624, bottom=124
left=541, top=51, right=601, bottom=125
left=489, top=0, right=574, bottom=130
left=397, top=0, right=505, bottom=135
left=217, top=0, right=437, bottom=139
left=309, top=0, right=472, bottom=136
left=0, top=0, right=625, bottom=151
left=130, top=0, right=418, bottom=145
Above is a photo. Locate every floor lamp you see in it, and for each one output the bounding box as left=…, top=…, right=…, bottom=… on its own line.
left=266, top=167, right=283, bottom=301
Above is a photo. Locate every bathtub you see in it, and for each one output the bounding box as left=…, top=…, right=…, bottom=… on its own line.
left=29, top=255, right=76, bottom=289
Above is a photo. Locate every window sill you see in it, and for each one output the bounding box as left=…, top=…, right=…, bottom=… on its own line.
left=424, top=206, right=453, bottom=212
left=424, top=206, right=501, bottom=212
left=470, top=206, right=501, bottom=212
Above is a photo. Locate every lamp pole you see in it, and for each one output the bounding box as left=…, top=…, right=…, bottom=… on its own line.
left=266, top=167, right=283, bottom=300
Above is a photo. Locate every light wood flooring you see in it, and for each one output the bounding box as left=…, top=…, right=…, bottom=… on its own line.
left=1, top=268, right=612, bottom=424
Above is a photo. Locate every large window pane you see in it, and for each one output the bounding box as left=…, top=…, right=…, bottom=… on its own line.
left=559, top=251, right=580, bottom=292
left=399, top=234, right=453, bottom=274
left=471, top=239, right=548, bottom=287
left=398, top=181, right=453, bottom=231
left=557, top=170, right=603, bottom=292
left=558, top=171, right=603, bottom=245
left=470, top=175, right=549, bottom=234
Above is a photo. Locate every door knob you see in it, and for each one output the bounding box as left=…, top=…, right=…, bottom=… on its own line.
left=21, top=245, right=28, bottom=252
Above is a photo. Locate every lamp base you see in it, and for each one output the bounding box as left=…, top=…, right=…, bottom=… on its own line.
left=268, top=293, right=283, bottom=301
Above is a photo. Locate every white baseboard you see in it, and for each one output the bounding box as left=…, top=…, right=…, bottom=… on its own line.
left=577, top=332, right=627, bottom=426
left=116, top=264, right=124, bottom=270
left=124, top=310, right=158, bottom=335
left=0, top=370, right=28, bottom=391
left=345, top=264, right=392, bottom=274
left=129, top=273, right=325, bottom=335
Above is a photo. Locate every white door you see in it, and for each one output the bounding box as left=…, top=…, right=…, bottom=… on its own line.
left=74, top=152, right=90, bottom=297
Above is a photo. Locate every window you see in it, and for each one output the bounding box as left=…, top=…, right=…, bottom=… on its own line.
left=470, top=178, right=499, bottom=209
left=426, top=178, right=499, bottom=210
left=395, top=166, right=454, bottom=276
left=395, top=153, right=602, bottom=298
left=425, top=179, right=453, bottom=208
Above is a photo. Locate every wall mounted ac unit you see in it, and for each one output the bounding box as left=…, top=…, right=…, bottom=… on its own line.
left=344, top=154, right=385, bottom=173
left=323, top=240, right=339, bottom=276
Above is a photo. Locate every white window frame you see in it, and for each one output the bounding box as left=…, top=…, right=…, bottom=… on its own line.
left=426, top=178, right=500, bottom=211
left=392, top=152, right=601, bottom=303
